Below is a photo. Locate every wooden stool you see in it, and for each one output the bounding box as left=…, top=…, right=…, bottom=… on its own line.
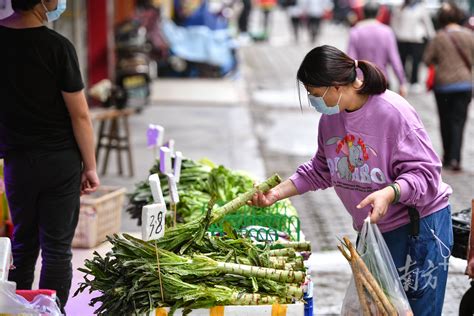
left=90, top=108, right=136, bottom=177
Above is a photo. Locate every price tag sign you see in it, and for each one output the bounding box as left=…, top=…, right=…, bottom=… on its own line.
left=167, top=174, right=179, bottom=204
left=174, top=151, right=183, bottom=183
left=142, top=203, right=166, bottom=241
left=166, top=139, right=175, bottom=157
left=147, top=125, right=164, bottom=148
left=148, top=174, right=165, bottom=205
left=159, top=147, right=172, bottom=175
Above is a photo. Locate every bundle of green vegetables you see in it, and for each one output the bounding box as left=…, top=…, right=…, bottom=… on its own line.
left=127, top=157, right=214, bottom=225
left=77, top=234, right=306, bottom=315
left=78, top=175, right=310, bottom=315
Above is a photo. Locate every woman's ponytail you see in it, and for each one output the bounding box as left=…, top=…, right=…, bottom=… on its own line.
left=357, top=60, right=388, bottom=95
left=297, top=45, right=387, bottom=96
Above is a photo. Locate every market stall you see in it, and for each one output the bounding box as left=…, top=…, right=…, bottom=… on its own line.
left=75, top=133, right=314, bottom=315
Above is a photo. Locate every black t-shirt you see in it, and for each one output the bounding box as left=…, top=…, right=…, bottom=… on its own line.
left=0, top=25, right=84, bottom=156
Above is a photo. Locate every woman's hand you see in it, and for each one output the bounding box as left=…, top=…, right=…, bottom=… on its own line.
left=81, top=169, right=100, bottom=195
left=356, top=186, right=395, bottom=223
left=248, top=188, right=281, bottom=208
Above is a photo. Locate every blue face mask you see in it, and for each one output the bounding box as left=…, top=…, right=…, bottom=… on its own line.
left=42, top=0, right=67, bottom=23
left=308, top=87, right=342, bottom=115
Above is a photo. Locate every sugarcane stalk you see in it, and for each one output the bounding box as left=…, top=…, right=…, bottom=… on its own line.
left=215, top=261, right=305, bottom=283
left=211, top=174, right=282, bottom=223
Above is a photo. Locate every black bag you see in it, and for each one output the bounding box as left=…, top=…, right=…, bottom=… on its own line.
left=452, top=208, right=471, bottom=259
left=459, top=281, right=474, bottom=316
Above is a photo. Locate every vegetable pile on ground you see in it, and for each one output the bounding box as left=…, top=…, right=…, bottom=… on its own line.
left=77, top=175, right=311, bottom=315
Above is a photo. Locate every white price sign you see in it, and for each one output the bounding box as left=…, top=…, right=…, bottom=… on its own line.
left=167, top=174, right=179, bottom=204
left=141, top=203, right=166, bottom=241
left=160, top=147, right=172, bottom=175
left=174, top=151, right=183, bottom=183
left=148, top=174, right=165, bottom=205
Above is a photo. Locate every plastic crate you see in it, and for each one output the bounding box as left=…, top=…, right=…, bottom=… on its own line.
left=72, top=186, right=126, bottom=248
left=206, top=204, right=301, bottom=241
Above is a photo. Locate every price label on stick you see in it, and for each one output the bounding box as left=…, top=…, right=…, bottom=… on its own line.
left=166, top=139, right=175, bottom=157
left=146, top=124, right=164, bottom=148
left=167, top=174, right=179, bottom=204
left=141, top=203, right=166, bottom=241
left=148, top=174, right=165, bottom=205
left=174, top=151, right=183, bottom=183
left=159, top=147, right=172, bottom=175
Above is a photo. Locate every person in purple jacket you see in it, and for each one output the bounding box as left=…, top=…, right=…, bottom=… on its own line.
left=347, top=2, right=407, bottom=96
left=250, top=45, right=453, bottom=315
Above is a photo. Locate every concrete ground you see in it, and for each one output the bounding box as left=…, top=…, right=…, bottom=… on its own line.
left=57, top=8, right=472, bottom=316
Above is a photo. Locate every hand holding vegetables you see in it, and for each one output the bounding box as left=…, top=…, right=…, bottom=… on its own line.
left=356, top=184, right=399, bottom=223
left=248, top=179, right=299, bottom=208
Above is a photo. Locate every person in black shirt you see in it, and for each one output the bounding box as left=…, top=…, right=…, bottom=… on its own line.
left=0, top=0, right=99, bottom=311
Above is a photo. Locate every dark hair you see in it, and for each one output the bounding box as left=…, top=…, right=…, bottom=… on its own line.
left=297, top=45, right=387, bottom=95
left=11, top=0, right=42, bottom=11
left=437, top=2, right=465, bottom=27
left=363, top=3, right=380, bottom=19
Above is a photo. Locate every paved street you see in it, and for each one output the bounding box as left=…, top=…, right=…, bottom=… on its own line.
left=62, top=8, right=472, bottom=315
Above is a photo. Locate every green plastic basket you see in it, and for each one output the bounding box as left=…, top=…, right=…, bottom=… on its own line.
left=205, top=203, right=301, bottom=241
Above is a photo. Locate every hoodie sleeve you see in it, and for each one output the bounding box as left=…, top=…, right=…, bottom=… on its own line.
left=392, top=128, right=443, bottom=207
left=289, top=124, right=333, bottom=194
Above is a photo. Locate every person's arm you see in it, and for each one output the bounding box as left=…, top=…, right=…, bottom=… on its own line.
left=357, top=127, right=443, bottom=223
left=250, top=179, right=299, bottom=207
left=391, top=128, right=444, bottom=207
left=250, top=123, right=333, bottom=207
left=62, top=90, right=100, bottom=195
left=421, top=7, right=436, bottom=40
left=387, top=30, right=407, bottom=96
left=422, top=36, right=437, bottom=66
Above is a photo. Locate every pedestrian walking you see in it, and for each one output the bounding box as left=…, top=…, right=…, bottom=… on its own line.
left=249, top=45, right=453, bottom=316
left=238, top=0, right=252, bottom=35
left=299, top=0, right=330, bottom=43
left=347, top=2, right=407, bottom=96
left=257, top=0, right=277, bottom=40
left=423, top=2, right=473, bottom=172
left=391, top=0, right=435, bottom=93
left=0, top=0, right=99, bottom=312
left=286, top=0, right=303, bottom=42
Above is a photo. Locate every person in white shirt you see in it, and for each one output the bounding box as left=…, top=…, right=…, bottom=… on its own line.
left=391, top=0, right=435, bottom=92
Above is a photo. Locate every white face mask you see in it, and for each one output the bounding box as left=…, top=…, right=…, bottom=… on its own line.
left=308, top=87, right=342, bottom=115
left=42, top=0, right=67, bottom=23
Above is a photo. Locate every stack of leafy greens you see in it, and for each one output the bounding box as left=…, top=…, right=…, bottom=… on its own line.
left=77, top=175, right=311, bottom=315
left=126, top=157, right=298, bottom=226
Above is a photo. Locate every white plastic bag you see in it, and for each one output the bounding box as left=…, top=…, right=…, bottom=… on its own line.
left=0, top=283, right=62, bottom=315
left=341, top=218, right=412, bottom=315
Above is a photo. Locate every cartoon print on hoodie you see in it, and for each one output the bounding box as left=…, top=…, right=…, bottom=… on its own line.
left=326, top=134, right=378, bottom=181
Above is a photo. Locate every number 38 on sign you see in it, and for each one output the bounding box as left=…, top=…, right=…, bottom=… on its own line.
left=141, top=203, right=166, bottom=241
